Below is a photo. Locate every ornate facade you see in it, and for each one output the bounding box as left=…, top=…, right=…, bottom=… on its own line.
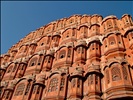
left=0, top=14, right=133, bottom=100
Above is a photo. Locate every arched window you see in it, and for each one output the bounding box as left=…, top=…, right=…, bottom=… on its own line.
left=29, top=57, right=37, bottom=67
left=59, top=50, right=66, bottom=59
left=14, top=83, right=25, bottom=96
left=48, top=78, right=58, bottom=92
left=107, top=20, right=112, bottom=29
left=111, top=66, right=121, bottom=81
left=38, top=56, right=43, bottom=65
left=109, top=36, right=116, bottom=45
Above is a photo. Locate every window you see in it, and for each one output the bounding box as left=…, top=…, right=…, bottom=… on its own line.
left=109, top=36, right=116, bottom=45
left=59, top=50, right=66, bottom=59
left=29, top=57, right=37, bottom=67
left=90, top=74, right=93, bottom=84
left=7, top=66, right=12, bottom=73
left=38, top=56, right=43, bottom=65
left=33, top=85, right=37, bottom=94
left=107, top=20, right=112, bottom=29
left=25, top=82, right=31, bottom=95
left=77, top=47, right=84, bottom=54
left=14, top=83, right=25, bottom=96
left=72, top=29, right=75, bottom=36
left=47, top=36, right=50, bottom=44
left=37, top=86, right=40, bottom=94
left=3, top=91, right=9, bottom=99
left=111, top=66, right=121, bottom=81
left=67, top=48, right=71, bottom=57
left=71, top=78, right=76, bottom=88
left=48, top=78, right=58, bottom=92
left=77, top=78, right=80, bottom=88
left=60, top=77, right=65, bottom=91
left=66, top=32, right=69, bottom=38
left=45, top=56, right=51, bottom=63
left=41, top=43, right=44, bottom=46
left=31, top=62, right=35, bottom=66
left=122, top=65, right=128, bottom=80
left=12, top=65, right=16, bottom=72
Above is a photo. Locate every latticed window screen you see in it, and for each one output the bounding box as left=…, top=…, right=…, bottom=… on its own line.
left=122, top=65, right=128, bottom=80
left=48, top=78, right=58, bottom=92
left=3, top=91, right=9, bottom=99
left=14, top=83, right=25, bottom=96
left=60, top=77, right=65, bottom=91
left=111, top=66, right=121, bottom=81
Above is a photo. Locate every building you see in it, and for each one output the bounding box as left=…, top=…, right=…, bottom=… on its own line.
left=0, top=14, right=133, bottom=100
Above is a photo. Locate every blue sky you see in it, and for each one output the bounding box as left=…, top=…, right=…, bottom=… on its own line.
left=1, top=1, right=133, bottom=54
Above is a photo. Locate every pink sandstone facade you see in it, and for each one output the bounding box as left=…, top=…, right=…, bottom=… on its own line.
left=0, top=14, right=133, bottom=100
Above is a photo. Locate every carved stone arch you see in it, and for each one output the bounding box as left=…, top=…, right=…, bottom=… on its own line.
left=107, top=60, right=119, bottom=67
left=37, top=36, right=47, bottom=46
left=110, top=63, right=122, bottom=81
left=124, top=28, right=133, bottom=37
left=49, top=71, right=60, bottom=78
left=101, top=15, right=117, bottom=25
left=27, top=54, right=39, bottom=68
left=13, top=78, right=28, bottom=97
left=44, top=23, right=53, bottom=33
left=103, top=65, right=109, bottom=71
left=62, top=28, right=72, bottom=35
left=66, top=15, right=77, bottom=25
left=5, top=62, right=15, bottom=73
left=78, top=25, right=88, bottom=30
left=57, top=45, right=67, bottom=51
left=89, top=23, right=100, bottom=29
left=80, top=15, right=89, bottom=24
left=18, top=45, right=28, bottom=54
left=88, top=39, right=101, bottom=48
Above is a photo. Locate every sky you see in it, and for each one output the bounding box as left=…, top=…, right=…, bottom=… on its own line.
left=1, top=1, right=133, bottom=54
